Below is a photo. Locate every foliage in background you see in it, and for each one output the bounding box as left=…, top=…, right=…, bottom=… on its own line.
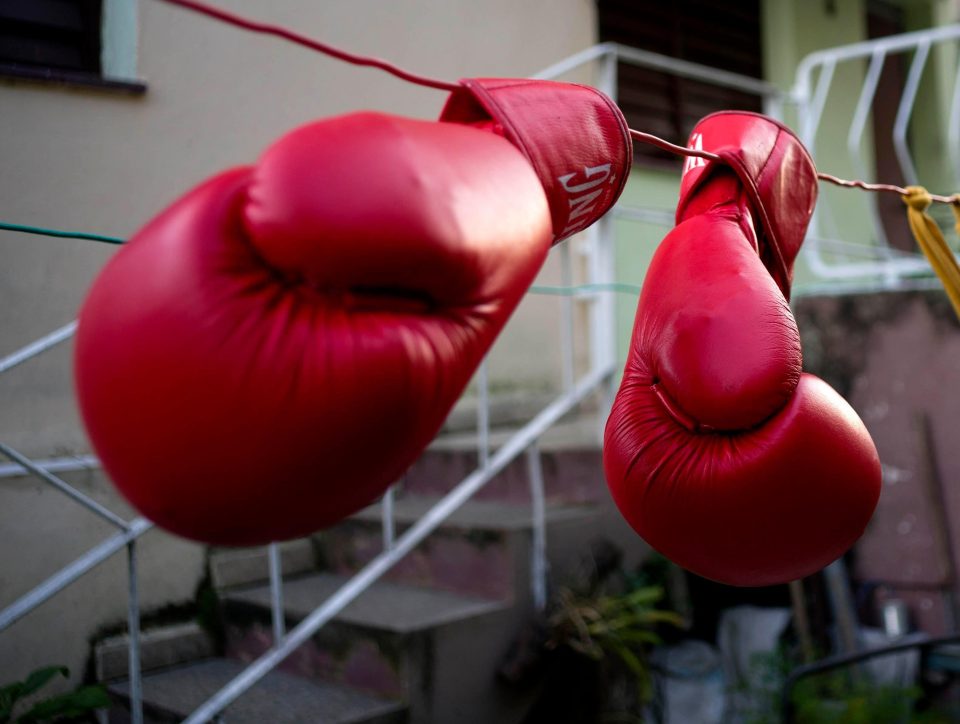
left=545, top=583, right=685, bottom=714
left=0, top=667, right=109, bottom=724
left=792, top=676, right=921, bottom=724
left=738, top=649, right=953, bottom=724
left=510, top=541, right=686, bottom=723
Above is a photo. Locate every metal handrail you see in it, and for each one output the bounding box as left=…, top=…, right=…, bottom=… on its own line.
left=792, top=25, right=960, bottom=285
left=0, top=517, right=153, bottom=632
left=0, top=316, right=150, bottom=724
left=0, top=321, right=77, bottom=375
left=0, top=443, right=130, bottom=530
left=182, top=363, right=612, bottom=724
left=793, top=24, right=960, bottom=101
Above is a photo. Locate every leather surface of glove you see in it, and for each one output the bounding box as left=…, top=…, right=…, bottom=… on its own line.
left=441, top=78, right=632, bottom=243
left=603, top=112, right=882, bottom=587
left=75, top=112, right=553, bottom=545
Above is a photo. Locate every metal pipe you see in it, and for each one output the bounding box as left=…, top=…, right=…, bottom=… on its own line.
left=0, top=321, right=77, bottom=375
left=893, top=40, right=931, bottom=186
left=610, top=206, right=675, bottom=227
left=532, top=42, right=780, bottom=101
left=801, top=247, right=932, bottom=281
left=810, top=235, right=926, bottom=260
left=267, top=543, right=285, bottom=645
left=949, top=57, right=960, bottom=180
left=847, top=49, right=886, bottom=158
left=794, top=27, right=960, bottom=286
left=801, top=232, right=931, bottom=279
left=613, top=43, right=780, bottom=97
left=0, top=517, right=152, bottom=632
left=127, top=540, right=143, bottom=724
left=181, top=364, right=613, bottom=724
left=526, top=444, right=548, bottom=611
left=589, top=51, right=619, bottom=378
left=531, top=42, right=615, bottom=81
left=802, top=58, right=836, bottom=158
left=559, top=241, right=575, bottom=393
left=477, top=361, right=490, bottom=468
left=793, top=24, right=960, bottom=101
left=0, top=443, right=130, bottom=530
left=0, top=453, right=99, bottom=479
left=793, top=275, right=943, bottom=300
left=847, top=49, right=891, bottom=249
left=381, top=486, right=396, bottom=551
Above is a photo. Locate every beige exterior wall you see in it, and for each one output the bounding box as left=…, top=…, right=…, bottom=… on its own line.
left=0, top=0, right=596, bottom=457
left=0, top=0, right=596, bottom=689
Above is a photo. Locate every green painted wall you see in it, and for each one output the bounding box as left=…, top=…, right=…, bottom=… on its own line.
left=611, top=168, right=680, bottom=363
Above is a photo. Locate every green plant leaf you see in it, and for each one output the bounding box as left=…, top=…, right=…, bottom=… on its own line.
left=0, top=684, right=24, bottom=722
left=623, top=586, right=665, bottom=607
left=19, top=668, right=67, bottom=700
left=613, top=630, right=662, bottom=646
left=634, top=609, right=685, bottom=627
left=567, top=638, right=604, bottom=660
left=606, top=639, right=645, bottom=679
left=16, top=685, right=110, bottom=724
left=0, top=666, right=69, bottom=724
left=606, top=639, right=655, bottom=704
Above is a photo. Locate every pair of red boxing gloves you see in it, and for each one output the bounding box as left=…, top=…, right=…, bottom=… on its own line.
left=75, top=78, right=881, bottom=587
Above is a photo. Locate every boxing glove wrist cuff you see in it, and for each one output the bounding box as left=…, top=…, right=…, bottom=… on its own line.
left=676, top=111, right=818, bottom=300
left=440, top=78, right=632, bottom=243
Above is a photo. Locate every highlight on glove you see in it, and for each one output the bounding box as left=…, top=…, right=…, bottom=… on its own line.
left=603, top=111, right=882, bottom=587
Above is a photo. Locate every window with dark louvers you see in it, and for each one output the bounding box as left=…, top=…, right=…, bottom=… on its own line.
left=597, top=0, right=764, bottom=167
left=0, top=0, right=103, bottom=75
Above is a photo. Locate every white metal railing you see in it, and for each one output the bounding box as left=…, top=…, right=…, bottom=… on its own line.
left=0, top=325, right=154, bottom=724
left=792, top=24, right=960, bottom=288
left=0, top=43, right=779, bottom=723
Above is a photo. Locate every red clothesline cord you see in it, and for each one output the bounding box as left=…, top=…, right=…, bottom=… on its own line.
left=628, top=130, right=959, bottom=204
left=154, top=0, right=461, bottom=93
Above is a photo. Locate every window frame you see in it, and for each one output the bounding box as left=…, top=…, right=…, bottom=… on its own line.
left=0, top=0, right=145, bottom=94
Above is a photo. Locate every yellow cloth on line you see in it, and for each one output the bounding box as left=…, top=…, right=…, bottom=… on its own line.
left=903, top=186, right=960, bottom=320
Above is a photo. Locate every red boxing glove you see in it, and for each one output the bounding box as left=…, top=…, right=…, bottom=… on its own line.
left=75, top=79, right=632, bottom=546
left=603, top=112, right=881, bottom=587
left=75, top=113, right=553, bottom=545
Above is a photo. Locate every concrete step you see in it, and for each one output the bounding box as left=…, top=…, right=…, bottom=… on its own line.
left=107, top=657, right=405, bottom=724
left=96, top=621, right=215, bottom=682
left=321, top=497, right=598, bottom=599
left=409, top=415, right=606, bottom=505
left=220, top=573, right=528, bottom=723
left=209, top=537, right=317, bottom=590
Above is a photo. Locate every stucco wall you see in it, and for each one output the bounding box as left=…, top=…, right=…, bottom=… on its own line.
left=0, top=0, right=596, bottom=690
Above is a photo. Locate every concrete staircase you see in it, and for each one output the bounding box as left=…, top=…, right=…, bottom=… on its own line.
left=98, top=411, right=643, bottom=723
